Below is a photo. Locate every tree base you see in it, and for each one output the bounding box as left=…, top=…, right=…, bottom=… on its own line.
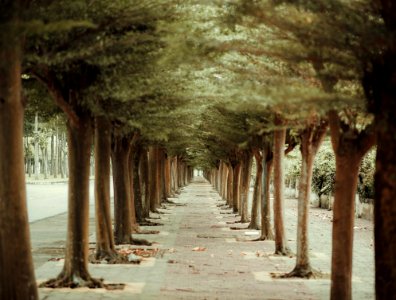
left=247, top=223, right=261, bottom=230
left=273, top=266, right=323, bottom=279
left=139, top=220, right=163, bottom=226
left=39, top=271, right=104, bottom=289
left=131, top=237, right=152, bottom=246
left=135, top=229, right=160, bottom=234
left=274, top=247, right=293, bottom=256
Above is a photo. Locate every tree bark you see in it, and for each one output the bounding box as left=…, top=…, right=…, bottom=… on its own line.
left=0, top=19, right=38, bottom=298
left=273, top=117, right=291, bottom=255
left=111, top=136, right=133, bottom=244
left=149, top=146, right=160, bottom=212
left=94, top=117, right=117, bottom=261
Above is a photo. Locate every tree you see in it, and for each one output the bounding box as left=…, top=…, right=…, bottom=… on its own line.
left=0, top=1, right=38, bottom=298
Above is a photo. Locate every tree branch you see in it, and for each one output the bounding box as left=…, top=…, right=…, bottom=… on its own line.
left=31, top=68, right=80, bottom=128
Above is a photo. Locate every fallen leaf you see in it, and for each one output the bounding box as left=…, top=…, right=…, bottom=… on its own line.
left=192, top=247, right=206, bottom=252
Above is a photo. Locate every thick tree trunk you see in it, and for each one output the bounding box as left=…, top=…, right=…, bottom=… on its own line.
left=94, top=117, right=117, bottom=261
left=328, top=111, right=374, bottom=300
left=374, top=104, right=396, bottom=300
left=111, top=136, right=133, bottom=244
left=273, top=119, right=291, bottom=255
left=0, top=28, right=38, bottom=299
left=330, top=155, right=361, bottom=299
left=232, top=163, right=241, bottom=213
left=43, top=115, right=102, bottom=288
left=259, top=145, right=274, bottom=240
left=249, top=150, right=262, bottom=230
left=165, top=156, right=172, bottom=197
left=240, top=152, right=252, bottom=223
left=148, top=146, right=159, bottom=212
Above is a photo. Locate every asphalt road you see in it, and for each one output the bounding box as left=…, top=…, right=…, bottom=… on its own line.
left=27, top=180, right=113, bottom=223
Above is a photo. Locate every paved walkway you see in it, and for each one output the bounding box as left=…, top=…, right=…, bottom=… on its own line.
left=31, top=177, right=374, bottom=299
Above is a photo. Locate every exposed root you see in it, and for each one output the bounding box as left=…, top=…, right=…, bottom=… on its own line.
left=163, top=199, right=176, bottom=204
left=274, top=247, right=293, bottom=257
left=139, top=220, right=163, bottom=226
left=247, top=223, right=261, bottom=230
left=135, top=229, right=160, bottom=235
left=131, top=237, right=152, bottom=246
left=90, top=249, right=121, bottom=264
left=271, top=266, right=326, bottom=279
left=230, top=226, right=248, bottom=230
left=39, top=271, right=104, bottom=289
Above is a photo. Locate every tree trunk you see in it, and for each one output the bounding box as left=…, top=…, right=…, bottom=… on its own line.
left=34, top=113, right=40, bottom=179
left=43, top=145, right=48, bottom=179
left=249, top=150, right=262, bottom=230
left=94, top=117, right=117, bottom=261
left=51, top=133, right=55, bottom=176
left=226, top=164, right=233, bottom=207
left=240, top=152, right=252, bottom=223
left=132, top=143, right=144, bottom=223
left=54, top=127, right=59, bottom=178
left=273, top=118, right=291, bottom=255
left=287, top=122, right=327, bottom=278
left=111, top=136, right=133, bottom=244
left=0, top=25, right=38, bottom=298
left=259, top=143, right=274, bottom=240
left=140, top=147, right=150, bottom=219
left=328, top=111, right=374, bottom=300
left=128, top=144, right=138, bottom=232
left=43, top=114, right=102, bottom=288
left=363, top=34, right=396, bottom=298
left=149, top=146, right=160, bottom=212
left=232, top=163, right=241, bottom=213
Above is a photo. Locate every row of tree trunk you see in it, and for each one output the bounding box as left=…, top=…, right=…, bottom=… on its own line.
left=205, top=114, right=375, bottom=299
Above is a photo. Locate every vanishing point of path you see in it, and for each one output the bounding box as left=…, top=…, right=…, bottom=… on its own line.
left=32, top=177, right=374, bottom=299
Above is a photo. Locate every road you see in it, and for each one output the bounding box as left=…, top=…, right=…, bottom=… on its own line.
left=26, top=180, right=113, bottom=223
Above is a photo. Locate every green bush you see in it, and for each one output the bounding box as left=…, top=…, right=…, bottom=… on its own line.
left=312, top=144, right=335, bottom=198
left=285, top=143, right=375, bottom=202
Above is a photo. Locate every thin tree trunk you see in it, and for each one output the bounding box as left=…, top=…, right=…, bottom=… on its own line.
left=232, top=163, right=241, bottom=213
left=273, top=117, right=291, bottom=255
left=34, top=113, right=39, bottom=179
left=226, top=164, right=233, bottom=207
left=51, top=133, right=55, bottom=176
left=259, top=143, right=274, bottom=240
left=42, top=115, right=102, bottom=288
left=132, top=143, right=144, bottom=223
left=43, top=145, right=48, bottom=179
left=240, top=152, right=252, bottom=223
left=285, top=122, right=327, bottom=278
left=140, top=147, right=150, bottom=218
left=149, top=146, right=160, bottom=212
left=0, top=24, right=38, bottom=298
left=249, top=150, right=262, bottom=230
left=94, top=117, right=117, bottom=261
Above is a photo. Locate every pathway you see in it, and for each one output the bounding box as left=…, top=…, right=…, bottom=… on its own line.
left=32, top=177, right=374, bottom=299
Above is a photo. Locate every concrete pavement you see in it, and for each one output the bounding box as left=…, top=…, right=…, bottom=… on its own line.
left=31, top=177, right=374, bottom=299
